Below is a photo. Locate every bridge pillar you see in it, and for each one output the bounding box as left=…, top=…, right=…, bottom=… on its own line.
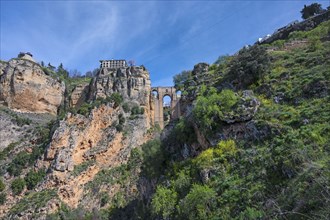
left=151, top=87, right=181, bottom=129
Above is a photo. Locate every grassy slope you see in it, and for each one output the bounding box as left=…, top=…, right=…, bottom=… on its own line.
left=147, top=20, right=330, bottom=220
left=46, top=19, right=330, bottom=220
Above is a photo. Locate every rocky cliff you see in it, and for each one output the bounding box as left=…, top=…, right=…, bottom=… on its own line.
left=89, top=65, right=153, bottom=127
left=0, top=59, right=65, bottom=115
left=0, top=61, right=155, bottom=219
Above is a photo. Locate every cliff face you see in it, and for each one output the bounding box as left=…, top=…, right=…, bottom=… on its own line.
left=0, top=59, right=65, bottom=115
left=89, top=65, right=153, bottom=126
left=0, top=59, right=155, bottom=219
left=69, top=83, right=90, bottom=108
left=32, top=67, right=153, bottom=212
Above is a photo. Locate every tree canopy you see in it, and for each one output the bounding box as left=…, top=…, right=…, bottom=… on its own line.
left=301, top=3, right=324, bottom=19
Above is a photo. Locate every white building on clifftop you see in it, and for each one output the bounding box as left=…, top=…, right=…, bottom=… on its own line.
left=100, top=59, right=127, bottom=69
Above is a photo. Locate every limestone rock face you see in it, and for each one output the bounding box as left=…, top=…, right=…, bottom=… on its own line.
left=69, top=83, right=90, bottom=108
left=37, top=102, right=151, bottom=209
left=221, top=90, right=260, bottom=124
left=0, top=61, right=7, bottom=78
left=89, top=65, right=153, bottom=125
left=90, top=66, right=151, bottom=105
left=0, top=59, right=65, bottom=115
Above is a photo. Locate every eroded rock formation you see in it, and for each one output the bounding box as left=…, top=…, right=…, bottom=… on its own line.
left=0, top=59, right=65, bottom=115
left=89, top=65, right=153, bottom=126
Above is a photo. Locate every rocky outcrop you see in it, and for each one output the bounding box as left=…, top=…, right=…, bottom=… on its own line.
left=89, top=65, right=153, bottom=125
left=69, top=83, right=90, bottom=108
left=35, top=98, right=152, bottom=209
left=221, top=90, right=260, bottom=124
left=0, top=59, right=65, bottom=115
left=261, top=9, right=330, bottom=44
left=90, top=66, right=150, bottom=103
left=0, top=61, right=7, bottom=77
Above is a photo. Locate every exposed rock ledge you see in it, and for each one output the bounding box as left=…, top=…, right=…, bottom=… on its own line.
left=0, top=59, right=65, bottom=115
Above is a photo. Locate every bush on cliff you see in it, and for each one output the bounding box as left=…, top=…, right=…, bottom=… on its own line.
left=193, top=86, right=238, bottom=133
left=25, top=170, right=46, bottom=190
left=11, top=178, right=26, bottom=195
left=227, top=45, right=270, bottom=89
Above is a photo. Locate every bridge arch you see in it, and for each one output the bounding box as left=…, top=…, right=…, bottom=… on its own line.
left=151, top=86, right=181, bottom=129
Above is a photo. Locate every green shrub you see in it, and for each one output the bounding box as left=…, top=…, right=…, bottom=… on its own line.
left=208, top=64, right=217, bottom=71
left=289, top=31, right=307, bottom=40
left=122, top=102, right=130, bottom=113
left=131, top=105, right=144, bottom=115
left=100, top=193, right=110, bottom=207
left=0, top=193, right=6, bottom=205
left=107, top=93, right=123, bottom=108
left=25, top=170, right=46, bottom=190
left=141, top=139, right=165, bottom=178
left=227, top=45, right=270, bottom=88
left=308, top=36, right=322, bottom=51
left=0, top=178, right=5, bottom=192
left=271, top=39, right=286, bottom=49
left=78, top=102, right=92, bottom=116
left=0, top=142, right=18, bottom=161
left=172, top=171, right=192, bottom=197
left=178, top=184, right=217, bottom=220
left=173, top=70, right=191, bottom=90
left=238, top=207, right=264, bottom=219
left=10, top=190, right=57, bottom=214
left=151, top=186, right=178, bottom=219
left=171, top=117, right=196, bottom=145
left=11, top=178, right=26, bottom=195
left=15, top=116, right=32, bottom=126
left=116, top=124, right=123, bottom=132
left=7, top=151, right=30, bottom=176
left=193, top=86, right=238, bottom=132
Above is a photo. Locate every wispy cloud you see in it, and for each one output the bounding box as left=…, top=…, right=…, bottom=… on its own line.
left=2, top=0, right=329, bottom=83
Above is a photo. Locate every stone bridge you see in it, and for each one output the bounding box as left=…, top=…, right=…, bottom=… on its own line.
left=151, top=87, right=181, bottom=129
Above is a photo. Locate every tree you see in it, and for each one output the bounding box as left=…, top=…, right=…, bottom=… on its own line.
left=47, top=63, right=56, bottom=71
left=151, top=186, right=178, bottom=219
left=173, top=70, right=191, bottom=90
left=141, top=139, right=164, bottom=178
left=70, top=69, right=81, bottom=78
left=57, top=63, right=69, bottom=79
left=178, top=184, right=218, bottom=220
left=193, top=86, right=238, bottom=132
left=301, top=3, right=323, bottom=19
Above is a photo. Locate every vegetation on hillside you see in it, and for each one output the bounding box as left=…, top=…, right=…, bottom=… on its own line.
left=50, top=16, right=330, bottom=220
left=146, top=19, right=330, bottom=220
left=1, top=5, right=329, bottom=220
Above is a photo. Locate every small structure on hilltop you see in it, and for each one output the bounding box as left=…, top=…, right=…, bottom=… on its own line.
left=99, top=59, right=127, bottom=69
left=18, top=52, right=36, bottom=63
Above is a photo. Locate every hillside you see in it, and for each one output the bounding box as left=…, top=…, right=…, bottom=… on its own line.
left=0, top=12, right=329, bottom=220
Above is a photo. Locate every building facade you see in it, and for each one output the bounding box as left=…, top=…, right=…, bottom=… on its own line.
left=100, top=60, right=127, bottom=69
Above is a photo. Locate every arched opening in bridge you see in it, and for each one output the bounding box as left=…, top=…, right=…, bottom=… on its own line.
left=152, top=90, right=158, bottom=99
left=176, top=90, right=182, bottom=98
left=163, top=95, right=172, bottom=125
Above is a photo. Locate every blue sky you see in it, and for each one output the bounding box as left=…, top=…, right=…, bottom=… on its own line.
left=1, top=0, right=329, bottom=87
